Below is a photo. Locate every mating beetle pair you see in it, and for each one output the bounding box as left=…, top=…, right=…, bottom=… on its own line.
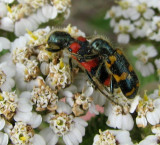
left=46, top=31, right=139, bottom=100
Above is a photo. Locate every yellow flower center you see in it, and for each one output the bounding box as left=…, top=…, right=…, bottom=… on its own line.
left=0, top=94, right=4, bottom=101
left=118, top=1, right=130, bottom=9
left=57, top=119, right=64, bottom=126
left=137, top=3, right=147, bottom=13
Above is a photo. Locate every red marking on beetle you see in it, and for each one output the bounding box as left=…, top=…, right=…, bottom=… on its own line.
left=103, top=76, right=111, bottom=86
left=70, top=42, right=81, bottom=53
left=80, top=58, right=99, bottom=72
left=77, top=36, right=86, bottom=42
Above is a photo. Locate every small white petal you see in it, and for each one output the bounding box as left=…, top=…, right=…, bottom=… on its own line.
left=89, top=103, right=99, bottom=115
left=15, top=18, right=33, bottom=36
left=0, top=17, right=14, bottom=32
left=146, top=111, right=159, bottom=125
left=40, top=62, right=49, bottom=75
left=118, top=34, right=130, bottom=44
left=75, top=124, right=85, bottom=136
left=33, top=134, right=46, bottom=145
left=0, top=132, right=8, bottom=145
left=42, top=5, right=58, bottom=19
left=40, top=128, right=58, bottom=145
left=74, top=117, right=88, bottom=127
left=67, top=132, right=79, bottom=145
left=139, top=135, right=158, bottom=145
left=1, top=82, right=11, bottom=91
left=107, top=113, right=117, bottom=128
left=57, top=101, right=72, bottom=114
left=72, top=128, right=82, bottom=143
left=83, top=86, right=93, bottom=97
left=14, top=111, right=32, bottom=122
left=121, top=114, right=134, bottom=130
left=28, top=113, right=42, bottom=128
left=0, top=3, right=7, bottom=17
left=63, top=91, right=73, bottom=98
left=18, top=98, right=33, bottom=112
left=36, top=9, right=48, bottom=23
left=6, top=78, right=15, bottom=88
left=130, top=95, right=140, bottom=113
left=144, top=9, right=155, bottom=20
left=0, top=37, right=10, bottom=49
left=19, top=91, right=31, bottom=99
left=63, top=134, right=74, bottom=145
left=115, top=114, right=122, bottom=129
left=136, top=116, right=147, bottom=128
left=0, top=118, right=5, bottom=130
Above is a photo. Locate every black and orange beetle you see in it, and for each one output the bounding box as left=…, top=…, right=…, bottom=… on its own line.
left=90, top=38, right=139, bottom=99
left=46, top=31, right=139, bottom=99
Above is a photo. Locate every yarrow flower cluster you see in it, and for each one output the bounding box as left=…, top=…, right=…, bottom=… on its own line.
left=0, top=25, right=89, bottom=144
left=133, top=44, right=157, bottom=77
left=105, top=0, right=160, bottom=43
left=0, top=0, right=71, bottom=36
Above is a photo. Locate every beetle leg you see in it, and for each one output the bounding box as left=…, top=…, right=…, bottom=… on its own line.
left=83, top=54, right=99, bottom=60
left=46, top=47, right=61, bottom=52
left=110, top=77, right=119, bottom=94
left=85, top=70, right=120, bottom=105
left=110, top=76, right=114, bottom=94
left=69, top=57, right=73, bottom=83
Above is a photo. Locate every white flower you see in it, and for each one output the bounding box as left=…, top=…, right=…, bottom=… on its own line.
left=0, top=91, right=18, bottom=132
left=155, top=59, right=160, bottom=76
left=135, top=61, right=154, bottom=77
left=0, top=17, right=14, bottom=32
left=9, top=121, right=45, bottom=145
left=0, top=2, right=7, bottom=18
left=0, top=91, right=18, bottom=121
left=136, top=91, right=160, bottom=127
left=155, top=59, right=160, bottom=70
left=42, top=4, right=58, bottom=19
left=105, top=102, right=134, bottom=131
left=15, top=18, right=38, bottom=36
left=0, top=0, right=70, bottom=36
left=0, top=37, right=10, bottom=52
left=131, top=0, right=155, bottom=20
left=0, top=0, right=14, bottom=4
left=64, top=25, right=85, bottom=38
left=31, top=77, right=58, bottom=112
left=40, top=102, right=88, bottom=145
left=114, top=19, right=135, bottom=44
left=0, top=62, right=15, bottom=91
left=64, top=84, right=98, bottom=116
left=152, top=124, right=160, bottom=135
left=15, top=62, right=39, bottom=91
left=14, top=91, right=42, bottom=128
left=133, top=44, right=157, bottom=63
left=132, top=19, right=151, bottom=38
left=0, top=132, right=8, bottom=145
left=93, top=129, right=133, bottom=145
left=46, top=59, right=71, bottom=90
left=148, top=0, right=160, bottom=10
left=92, top=89, right=107, bottom=106
left=105, top=6, right=123, bottom=19
left=138, top=135, right=159, bottom=145
left=51, top=0, right=71, bottom=13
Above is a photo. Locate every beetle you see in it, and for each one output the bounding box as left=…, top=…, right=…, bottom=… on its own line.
left=46, top=31, right=115, bottom=99
left=46, top=31, right=139, bottom=100
left=90, top=37, right=139, bottom=99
